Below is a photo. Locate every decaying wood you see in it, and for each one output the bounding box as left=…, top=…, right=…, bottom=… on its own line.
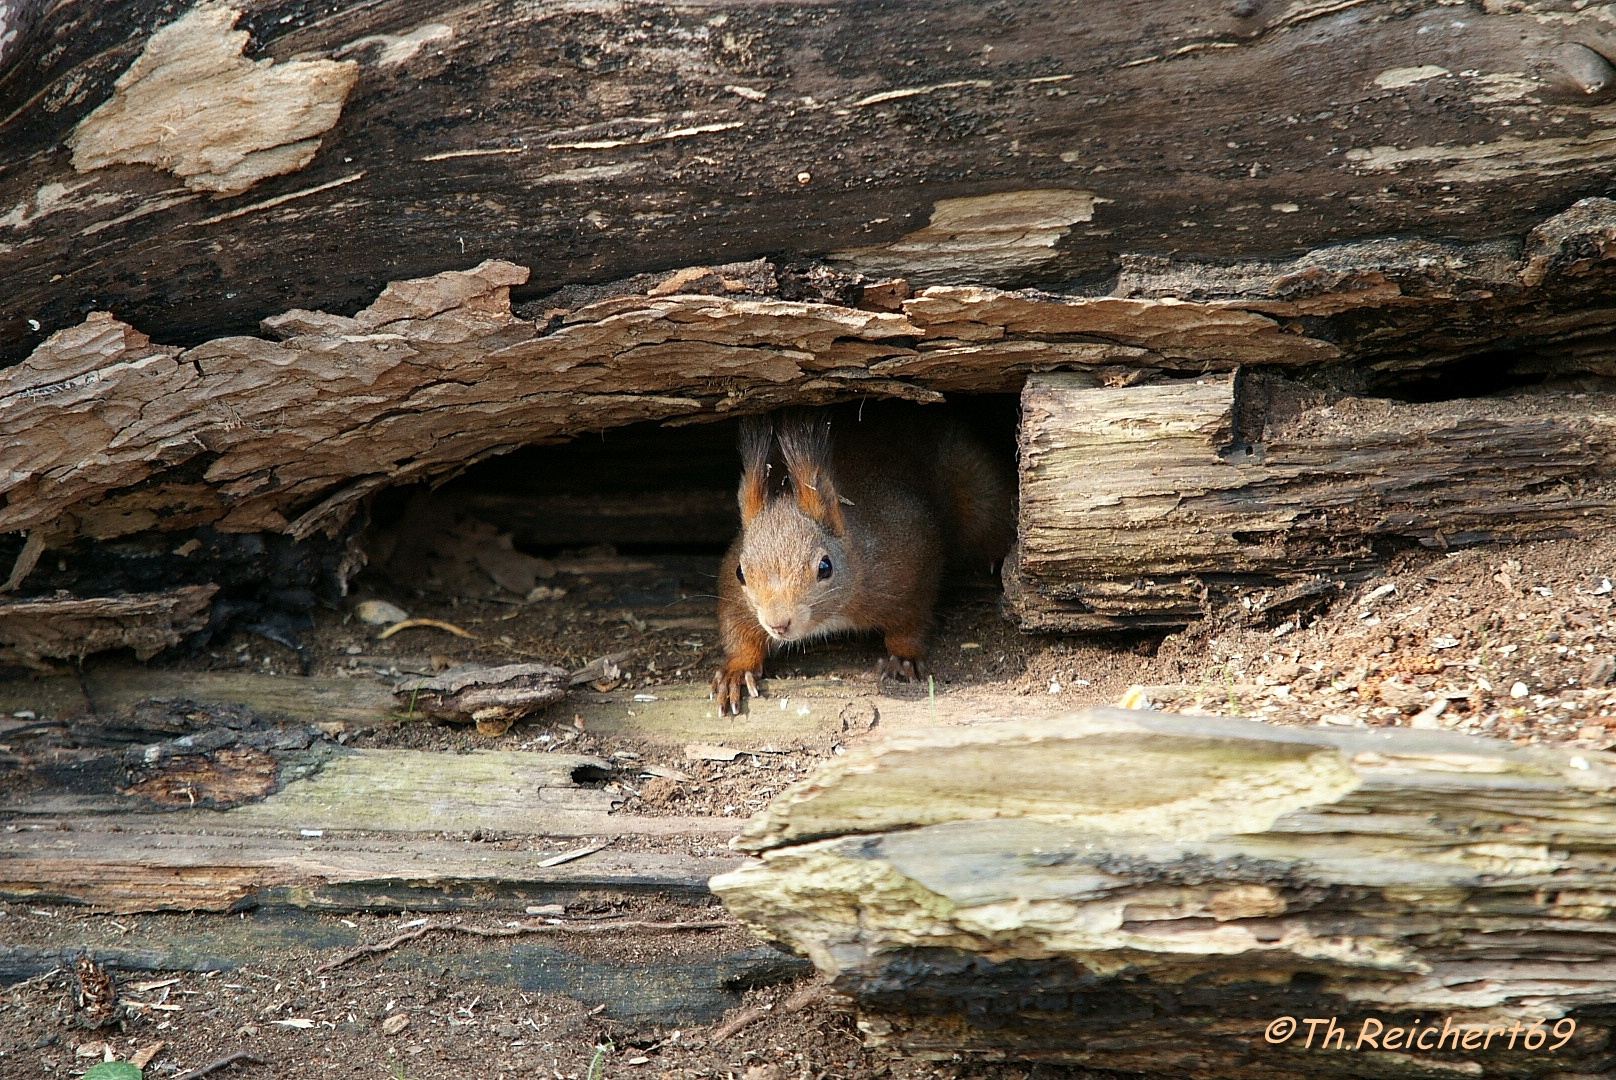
left=713, top=709, right=1616, bottom=1078
left=12, top=0, right=1616, bottom=359
left=10, top=196, right=1616, bottom=565
left=393, top=662, right=569, bottom=733
left=0, top=665, right=1062, bottom=751
left=0, top=815, right=742, bottom=914
left=314, top=915, right=734, bottom=973
left=1006, top=371, right=1616, bottom=631
left=1, top=903, right=809, bottom=1024
left=0, top=584, right=216, bottom=664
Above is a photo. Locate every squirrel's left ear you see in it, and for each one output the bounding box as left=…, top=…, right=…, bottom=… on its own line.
left=777, top=411, right=845, bottom=534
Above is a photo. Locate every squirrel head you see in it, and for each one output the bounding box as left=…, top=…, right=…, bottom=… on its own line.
left=734, top=411, right=853, bottom=644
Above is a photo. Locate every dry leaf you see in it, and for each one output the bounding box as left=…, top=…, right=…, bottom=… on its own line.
left=130, top=1042, right=166, bottom=1068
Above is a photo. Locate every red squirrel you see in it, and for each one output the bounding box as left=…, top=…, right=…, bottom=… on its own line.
left=712, top=403, right=1014, bottom=715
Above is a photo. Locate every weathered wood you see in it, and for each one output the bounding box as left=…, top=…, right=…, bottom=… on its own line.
left=0, top=665, right=1060, bottom=749
left=11, top=200, right=1616, bottom=563
left=1007, top=371, right=1616, bottom=631
left=12, top=0, right=1616, bottom=362
left=4, top=742, right=734, bottom=839
left=393, top=662, right=570, bottom=733
left=0, top=816, right=740, bottom=913
left=0, top=584, right=216, bottom=664
left=713, top=709, right=1616, bottom=1078
left=0, top=906, right=808, bottom=1023
left=0, top=260, right=1332, bottom=551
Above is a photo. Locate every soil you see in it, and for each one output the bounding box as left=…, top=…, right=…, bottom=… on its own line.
left=8, top=533, right=1616, bottom=1080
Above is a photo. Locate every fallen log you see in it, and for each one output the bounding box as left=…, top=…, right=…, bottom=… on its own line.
left=1006, top=370, right=1616, bottom=632
left=711, top=709, right=1616, bottom=1078
left=12, top=0, right=1616, bottom=361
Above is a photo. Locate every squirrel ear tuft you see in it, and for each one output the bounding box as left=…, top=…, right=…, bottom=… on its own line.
left=777, top=410, right=845, bottom=534
left=737, top=413, right=773, bottom=525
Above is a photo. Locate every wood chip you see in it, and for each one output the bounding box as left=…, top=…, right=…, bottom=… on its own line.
left=643, top=764, right=692, bottom=782
left=128, top=977, right=182, bottom=993
left=130, top=1042, right=166, bottom=1069
left=382, top=1013, right=410, bottom=1035
left=537, top=838, right=614, bottom=867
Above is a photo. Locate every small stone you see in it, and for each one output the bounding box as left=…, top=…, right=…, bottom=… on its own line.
left=1583, top=655, right=1616, bottom=688
left=1511, top=682, right=1530, bottom=699
left=1409, top=699, right=1448, bottom=729
left=1377, top=681, right=1426, bottom=713
left=639, top=775, right=682, bottom=807
left=492, top=1021, right=523, bottom=1039
left=1578, top=723, right=1608, bottom=741
left=382, top=1013, right=410, bottom=1036
left=356, top=599, right=409, bottom=625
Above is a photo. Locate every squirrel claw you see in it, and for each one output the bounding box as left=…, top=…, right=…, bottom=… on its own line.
left=712, top=667, right=763, bottom=716
left=877, top=655, right=926, bottom=682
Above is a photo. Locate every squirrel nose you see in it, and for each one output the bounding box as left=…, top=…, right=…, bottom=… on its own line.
left=770, top=620, right=792, bottom=637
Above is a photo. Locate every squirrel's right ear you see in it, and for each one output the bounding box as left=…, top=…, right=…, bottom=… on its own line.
left=737, top=414, right=773, bottom=525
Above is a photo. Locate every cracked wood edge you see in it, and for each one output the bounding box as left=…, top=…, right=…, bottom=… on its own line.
left=1005, top=368, right=1616, bottom=631
left=711, top=709, right=1616, bottom=1076
left=7, top=195, right=1616, bottom=552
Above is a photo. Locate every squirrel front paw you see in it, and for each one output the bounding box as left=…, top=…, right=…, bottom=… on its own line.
left=876, top=654, right=927, bottom=682
left=712, top=665, right=761, bottom=716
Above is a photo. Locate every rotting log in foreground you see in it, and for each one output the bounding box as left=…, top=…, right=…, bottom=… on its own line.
left=711, top=709, right=1616, bottom=1079
left=1005, top=370, right=1616, bottom=632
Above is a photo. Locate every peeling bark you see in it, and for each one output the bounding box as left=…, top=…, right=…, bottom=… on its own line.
left=0, top=584, right=216, bottom=664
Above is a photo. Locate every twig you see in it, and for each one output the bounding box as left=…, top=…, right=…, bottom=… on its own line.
left=174, top=1052, right=264, bottom=1080
left=710, top=981, right=829, bottom=1045
left=537, top=837, right=615, bottom=868
left=315, top=917, right=733, bottom=973
left=379, top=617, right=476, bottom=640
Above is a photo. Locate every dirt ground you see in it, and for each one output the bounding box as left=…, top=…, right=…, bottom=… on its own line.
left=7, top=532, right=1616, bottom=1079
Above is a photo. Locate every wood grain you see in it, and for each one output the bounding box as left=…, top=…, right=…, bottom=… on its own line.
left=713, top=708, right=1616, bottom=1077
left=1007, top=371, right=1616, bottom=630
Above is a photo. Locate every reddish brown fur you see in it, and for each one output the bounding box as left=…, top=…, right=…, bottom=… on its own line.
left=713, top=402, right=1014, bottom=715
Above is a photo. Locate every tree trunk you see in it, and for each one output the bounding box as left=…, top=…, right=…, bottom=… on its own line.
left=712, top=708, right=1616, bottom=1078
left=1006, top=370, right=1616, bottom=631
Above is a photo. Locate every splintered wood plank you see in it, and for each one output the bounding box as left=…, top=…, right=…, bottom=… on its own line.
left=0, top=818, right=741, bottom=913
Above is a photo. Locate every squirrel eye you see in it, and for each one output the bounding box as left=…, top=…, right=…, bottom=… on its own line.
left=817, top=555, right=833, bottom=581
left=735, top=563, right=746, bottom=585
